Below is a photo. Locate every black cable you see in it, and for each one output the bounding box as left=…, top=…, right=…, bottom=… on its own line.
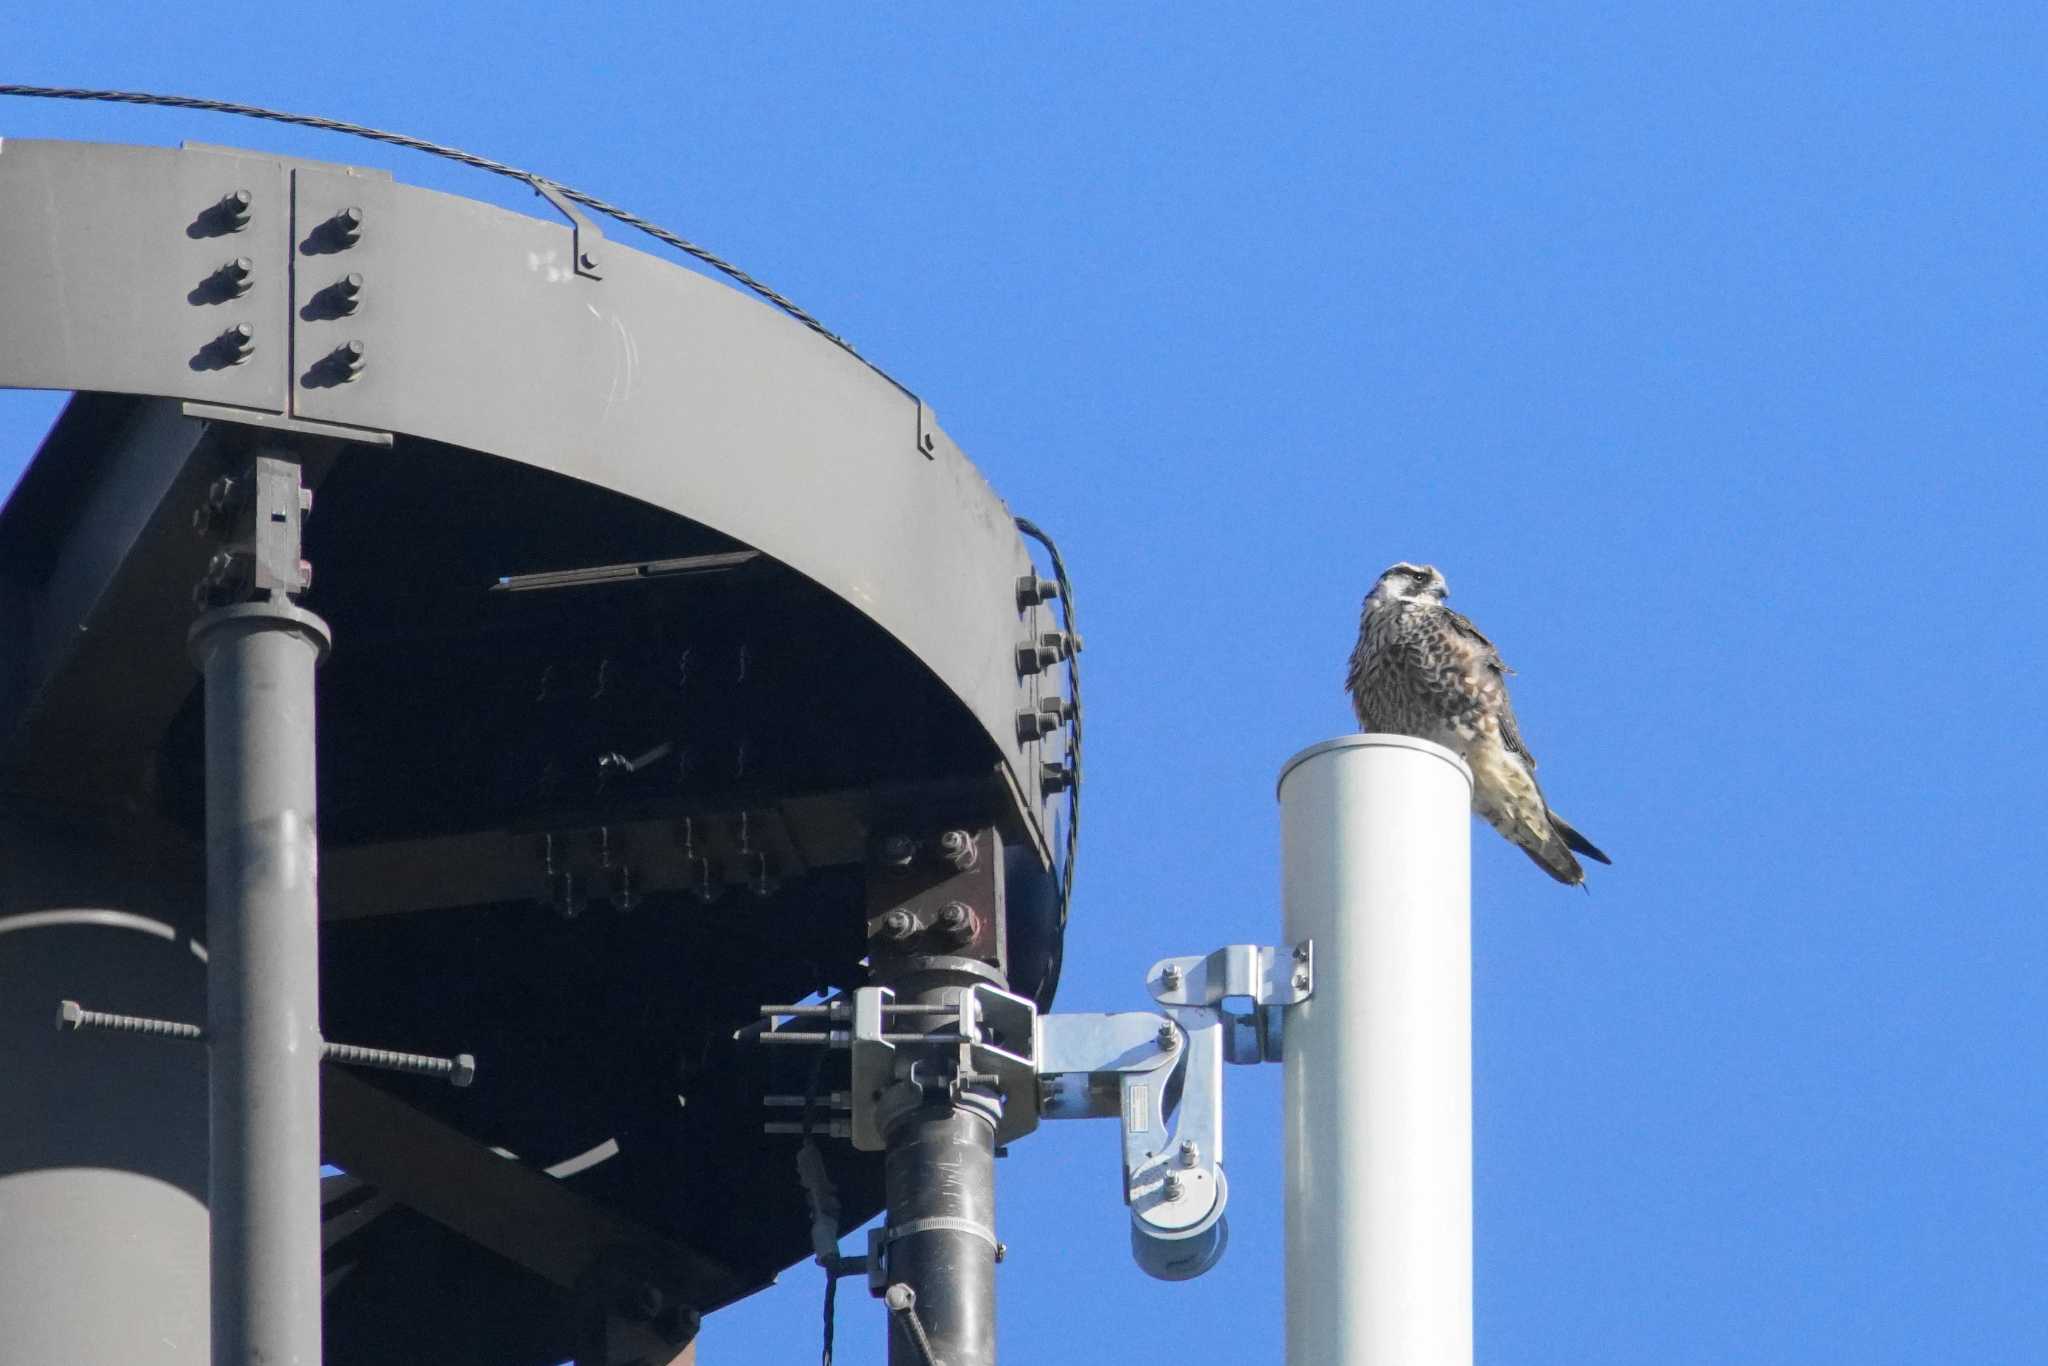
left=821, top=1269, right=839, bottom=1366
left=0, top=83, right=905, bottom=391
left=1013, top=516, right=1080, bottom=929
left=798, top=1047, right=838, bottom=1366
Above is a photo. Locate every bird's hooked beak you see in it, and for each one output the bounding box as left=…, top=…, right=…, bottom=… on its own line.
left=1370, top=562, right=1445, bottom=602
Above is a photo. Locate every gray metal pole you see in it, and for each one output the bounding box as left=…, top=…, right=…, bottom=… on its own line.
left=190, top=599, right=332, bottom=1366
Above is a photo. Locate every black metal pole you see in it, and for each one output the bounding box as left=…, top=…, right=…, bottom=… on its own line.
left=882, top=1095, right=1000, bottom=1366
left=873, top=967, right=1004, bottom=1366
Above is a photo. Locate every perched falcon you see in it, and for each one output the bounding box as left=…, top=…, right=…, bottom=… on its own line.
left=1345, top=562, right=1610, bottom=885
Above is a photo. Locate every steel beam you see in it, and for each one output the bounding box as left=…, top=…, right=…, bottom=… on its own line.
left=0, top=139, right=1064, bottom=845
left=320, top=1065, right=747, bottom=1308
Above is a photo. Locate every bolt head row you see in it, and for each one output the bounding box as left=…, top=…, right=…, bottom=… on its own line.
left=875, top=900, right=979, bottom=946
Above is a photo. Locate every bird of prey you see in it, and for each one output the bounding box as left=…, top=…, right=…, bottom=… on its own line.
left=1345, top=562, right=1610, bottom=884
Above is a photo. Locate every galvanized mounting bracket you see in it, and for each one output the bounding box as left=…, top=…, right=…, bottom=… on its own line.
left=915, top=398, right=939, bottom=460
left=750, top=942, right=1312, bottom=1282
left=753, top=982, right=1039, bottom=1151
left=1035, top=1003, right=1227, bottom=1279
left=529, top=178, right=604, bottom=280
left=1146, top=940, right=1311, bottom=1066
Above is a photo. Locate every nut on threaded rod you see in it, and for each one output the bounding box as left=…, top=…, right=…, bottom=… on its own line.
left=55, top=1000, right=475, bottom=1087
left=884, top=1283, right=944, bottom=1366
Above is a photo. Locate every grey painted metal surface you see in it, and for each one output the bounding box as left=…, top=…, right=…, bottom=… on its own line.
left=0, top=137, right=1062, bottom=845
left=0, top=141, right=293, bottom=411
left=0, top=823, right=209, bottom=1365
left=190, top=597, right=333, bottom=1366
left=0, top=397, right=219, bottom=799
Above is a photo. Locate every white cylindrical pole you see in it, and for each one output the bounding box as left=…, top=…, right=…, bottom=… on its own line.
left=1278, top=734, right=1473, bottom=1366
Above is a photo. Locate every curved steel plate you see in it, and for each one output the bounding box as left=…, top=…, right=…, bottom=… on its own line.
left=0, top=138, right=1061, bottom=852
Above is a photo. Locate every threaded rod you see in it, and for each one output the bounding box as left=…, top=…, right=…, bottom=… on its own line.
left=55, top=1001, right=474, bottom=1087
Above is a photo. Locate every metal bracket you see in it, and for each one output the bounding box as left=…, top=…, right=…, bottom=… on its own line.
left=1146, top=940, right=1312, bottom=1066
left=530, top=178, right=604, bottom=280
left=915, top=397, right=938, bottom=459
left=1028, top=941, right=1314, bottom=1278
left=181, top=400, right=394, bottom=447
left=753, top=943, right=1311, bottom=1283
left=1035, top=1005, right=1227, bottom=1279
left=1148, top=941, right=1312, bottom=1008
left=753, top=982, right=1039, bottom=1151
left=191, top=454, right=314, bottom=609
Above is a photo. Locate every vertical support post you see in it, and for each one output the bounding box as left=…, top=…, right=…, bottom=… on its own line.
left=1277, top=734, right=1473, bottom=1366
left=873, top=968, right=1005, bottom=1366
left=881, top=1081, right=1001, bottom=1366
left=189, top=453, right=331, bottom=1366
left=864, top=819, right=1010, bottom=1366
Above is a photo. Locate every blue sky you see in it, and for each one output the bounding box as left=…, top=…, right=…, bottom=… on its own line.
left=6, top=5, right=2045, bottom=1362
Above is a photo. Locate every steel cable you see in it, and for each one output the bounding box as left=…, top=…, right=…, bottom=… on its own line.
left=2, top=82, right=1086, bottom=957
left=1013, top=516, right=1081, bottom=930
left=0, top=83, right=882, bottom=373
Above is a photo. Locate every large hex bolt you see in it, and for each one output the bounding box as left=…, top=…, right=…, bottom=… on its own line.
left=877, top=834, right=917, bottom=868
left=933, top=900, right=979, bottom=945
left=219, top=188, right=253, bottom=231
left=332, top=340, right=367, bottom=382
left=1015, top=632, right=1072, bottom=677
left=877, top=908, right=919, bottom=943
left=192, top=474, right=245, bottom=538
left=934, top=829, right=979, bottom=871
left=1015, top=574, right=1060, bottom=610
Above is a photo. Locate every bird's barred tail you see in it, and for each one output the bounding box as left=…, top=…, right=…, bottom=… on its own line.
left=1551, top=814, right=1611, bottom=866
left=1515, top=810, right=1605, bottom=888
left=1513, top=811, right=1611, bottom=886
left=1518, top=833, right=1586, bottom=885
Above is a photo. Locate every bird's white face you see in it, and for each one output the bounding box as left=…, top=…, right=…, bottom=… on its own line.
left=1368, top=561, right=1448, bottom=605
